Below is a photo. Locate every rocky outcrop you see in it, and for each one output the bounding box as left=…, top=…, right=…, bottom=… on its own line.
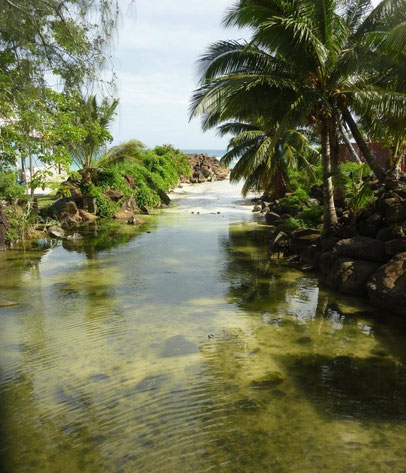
left=185, top=154, right=229, bottom=183
left=333, top=236, right=386, bottom=262
left=327, top=258, right=381, bottom=296
left=367, top=252, right=406, bottom=315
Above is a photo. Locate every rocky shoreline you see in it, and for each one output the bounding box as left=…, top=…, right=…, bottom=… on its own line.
left=0, top=153, right=229, bottom=247
left=254, top=178, right=406, bottom=316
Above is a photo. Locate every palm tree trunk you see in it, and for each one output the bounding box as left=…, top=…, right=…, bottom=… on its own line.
left=329, top=122, right=346, bottom=207
left=321, top=121, right=338, bottom=231
left=340, top=107, right=386, bottom=182
left=338, top=120, right=361, bottom=163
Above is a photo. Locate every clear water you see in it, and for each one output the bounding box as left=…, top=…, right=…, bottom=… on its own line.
left=1, top=180, right=406, bottom=473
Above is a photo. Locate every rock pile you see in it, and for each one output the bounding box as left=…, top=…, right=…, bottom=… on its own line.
left=184, top=154, right=229, bottom=183
left=260, top=178, right=406, bottom=316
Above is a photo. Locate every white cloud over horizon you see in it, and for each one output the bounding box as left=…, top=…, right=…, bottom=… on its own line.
left=111, top=0, right=241, bottom=150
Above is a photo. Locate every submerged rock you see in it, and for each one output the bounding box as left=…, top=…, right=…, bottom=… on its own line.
left=251, top=372, right=284, bottom=388
left=48, top=225, right=65, bottom=239
left=0, top=300, right=18, bottom=308
left=233, top=397, right=262, bottom=412
left=160, top=335, right=200, bottom=357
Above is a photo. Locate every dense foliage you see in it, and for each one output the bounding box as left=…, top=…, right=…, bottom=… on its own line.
left=190, top=0, right=406, bottom=231
left=82, top=145, right=191, bottom=218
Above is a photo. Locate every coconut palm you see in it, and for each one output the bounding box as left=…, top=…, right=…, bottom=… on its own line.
left=190, top=0, right=406, bottom=230
left=218, top=120, right=318, bottom=198
left=95, top=139, right=145, bottom=168
left=64, top=94, right=119, bottom=170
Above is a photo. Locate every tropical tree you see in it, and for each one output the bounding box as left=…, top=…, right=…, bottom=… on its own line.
left=55, top=94, right=119, bottom=170
left=190, top=0, right=406, bottom=230
left=96, top=140, right=145, bottom=168
left=218, top=120, right=318, bottom=198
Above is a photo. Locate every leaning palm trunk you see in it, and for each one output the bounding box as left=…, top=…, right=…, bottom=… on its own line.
left=338, top=120, right=361, bottom=163
left=340, top=107, right=386, bottom=182
left=321, top=121, right=338, bottom=231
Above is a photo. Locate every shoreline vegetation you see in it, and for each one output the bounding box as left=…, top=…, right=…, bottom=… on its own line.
left=0, top=150, right=229, bottom=247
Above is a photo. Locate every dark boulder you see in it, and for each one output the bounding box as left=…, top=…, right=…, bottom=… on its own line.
left=376, top=225, right=405, bottom=242
left=105, top=188, right=124, bottom=202
left=265, top=211, right=281, bottom=225
left=327, top=258, right=382, bottom=296
left=290, top=228, right=321, bottom=252
left=384, top=239, right=406, bottom=257
left=367, top=252, right=406, bottom=316
left=319, top=252, right=337, bottom=275
left=334, top=236, right=386, bottom=262
left=357, top=213, right=382, bottom=238
left=300, top=244, right=321, bottom=269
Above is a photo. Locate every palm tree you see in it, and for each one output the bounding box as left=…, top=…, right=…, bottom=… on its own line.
left=218, top=120, right=318, bottom=198
left=65, top=94, right=119, bottom=170
left=95, top=139, right=145, bottom=168
left=190, top=0, right=406, bottom=230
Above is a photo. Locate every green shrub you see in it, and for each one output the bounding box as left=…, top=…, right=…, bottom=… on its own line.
left=0, top=171, right=26, bottom=200
left=84, top=183, right=119, bottom=218
left=274, top=217, right=303, bottom=234
left=4, top=205, right=39, bottom=243
left=299, top=205, right=323, bottom=227
left=280, top=189, right=309, bottom=215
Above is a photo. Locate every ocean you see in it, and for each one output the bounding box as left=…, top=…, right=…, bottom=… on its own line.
left=181, top=150, right=226, bottom=159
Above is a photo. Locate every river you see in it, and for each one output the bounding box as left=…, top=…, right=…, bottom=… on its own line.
left=1, top=180, right=406, bottom=473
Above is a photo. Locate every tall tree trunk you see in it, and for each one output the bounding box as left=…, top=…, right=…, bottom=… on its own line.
left=329, top=121, right=345, bottom=207
left=29, top=147, right=34, bottom=199
left=321, top=121, right=338, bottom=231
left=340, top=107, right=386, bottom=182
left=338, top=120, right=361, bottom=163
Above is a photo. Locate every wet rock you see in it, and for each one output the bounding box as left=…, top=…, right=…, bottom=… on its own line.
left=78, top=209, right=98, bottom=223
left=357, top=213, right=382, bottom=238
left=265, top=211, right=281, bottom=225
left=52, top=197, right=78, bottom=218
left=66, top=233, right=83, bottom=241
left=251, top=372, right=284, bottom=388
left=383, top=198, right=406, bottom=224
left=290, top=228, right=321, bottom=252
left=300, top=245, right=321, bottom=269
left=334, top=236, right=386, bottom=262
left=160, top=335, right=200, bottom=357
left=0, top=300, right=18, bottom=308
left=127, top=216, right=143, bottom=225
left=135, top=374, right=168, bottom=392
left=48, top=225, right=65, bottom=239
left=367, top=252, right=406, bottom=316
left=82, top=196, right=98, bottom=214
left=376, top=226, right=405, bottom=241
left=384, top=238, right=406, bottom=257
left=319, top=252, right=336, bottom=275
left=327, top=258, right=381, bottom=295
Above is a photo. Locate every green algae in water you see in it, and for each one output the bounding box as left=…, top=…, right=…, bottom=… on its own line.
left=1, top=185, right=406, bottom=473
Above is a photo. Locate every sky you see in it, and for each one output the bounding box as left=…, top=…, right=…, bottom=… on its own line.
left=111, top=0, right=241, bottom=150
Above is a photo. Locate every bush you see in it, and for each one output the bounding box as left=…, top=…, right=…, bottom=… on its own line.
left=299, top=205, right=323, bottom=227
left=0, top=171, right=26, bottom=200
left=280, top=189, right=310, bottom=214
left=274, top=217, right=303, bottom=234
left=84, top=183, right=119, bottom=218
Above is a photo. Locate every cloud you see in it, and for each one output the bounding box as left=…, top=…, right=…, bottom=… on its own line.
left=111, top=0, right=240, bottom=149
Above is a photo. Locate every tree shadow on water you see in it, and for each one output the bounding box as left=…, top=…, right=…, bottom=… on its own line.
left=280, top=353, right=406, bottom=422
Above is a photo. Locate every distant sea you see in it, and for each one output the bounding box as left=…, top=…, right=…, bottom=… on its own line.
left=181, top=150, right=226, bottom=159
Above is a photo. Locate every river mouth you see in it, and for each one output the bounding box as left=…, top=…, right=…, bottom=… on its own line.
left=1, top=180, right=406, bottom=473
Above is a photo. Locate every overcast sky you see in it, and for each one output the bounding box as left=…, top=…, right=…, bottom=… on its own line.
left=111, top=0, right=240, bottom=150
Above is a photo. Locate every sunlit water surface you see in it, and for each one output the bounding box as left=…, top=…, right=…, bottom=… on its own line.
left=1, top=180, right=406, bottom=473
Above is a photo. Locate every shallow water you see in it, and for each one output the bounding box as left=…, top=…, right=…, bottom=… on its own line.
left=1, top=180, right=406, bottom=473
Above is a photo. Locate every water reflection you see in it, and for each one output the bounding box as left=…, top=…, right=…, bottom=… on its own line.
left=0, top=204, right=406, bottom=472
